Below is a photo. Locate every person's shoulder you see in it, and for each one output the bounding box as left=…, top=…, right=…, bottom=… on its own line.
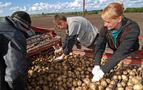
left=125, top=17, right=139, bottom=26
left=123, top=18, right=140, bottom=33
left=67, top=17, right=80, bottom=24
left=0, top=19, right=14, bottom=33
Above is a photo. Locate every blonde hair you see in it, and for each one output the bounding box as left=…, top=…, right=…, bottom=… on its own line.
left=101, top=3, right=124, bottom=19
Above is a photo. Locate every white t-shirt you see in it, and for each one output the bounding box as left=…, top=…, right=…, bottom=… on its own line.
left=67, top=16, right=99, bottom=47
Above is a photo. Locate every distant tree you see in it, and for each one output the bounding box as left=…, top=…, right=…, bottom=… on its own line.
left=125, top=8, right=143, bottom=12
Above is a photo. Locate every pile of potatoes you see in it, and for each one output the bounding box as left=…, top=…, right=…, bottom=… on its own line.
left=27, top=53, right=143, bottom=90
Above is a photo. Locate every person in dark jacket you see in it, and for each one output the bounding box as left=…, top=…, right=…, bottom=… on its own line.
left=0, top=11, right=35, bottom=90
left=92, top=3, right=140, bottom=82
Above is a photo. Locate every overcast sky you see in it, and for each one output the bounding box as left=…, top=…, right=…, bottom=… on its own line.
left=0, top=0, right=143, bottom=16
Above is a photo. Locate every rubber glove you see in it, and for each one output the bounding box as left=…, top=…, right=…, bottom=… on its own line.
left=92, top=65, right=104, bottom=82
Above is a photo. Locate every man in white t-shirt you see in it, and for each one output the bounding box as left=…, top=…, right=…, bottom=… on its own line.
left=54, top=14, right=99, bottom=61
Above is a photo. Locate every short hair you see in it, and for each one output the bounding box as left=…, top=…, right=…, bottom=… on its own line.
left=101, top=3, right=124, bottom=19
left=54, top=14, right=67, bottom=22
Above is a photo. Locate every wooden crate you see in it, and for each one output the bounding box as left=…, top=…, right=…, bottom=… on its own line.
left=27, top=26, right=62, bottom=56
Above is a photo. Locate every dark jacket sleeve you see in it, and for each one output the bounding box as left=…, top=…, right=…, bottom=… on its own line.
left=3, top=36, right=30, bottom=83
left=62, top=35, right=78, bottom=55
left=101, top=23, right=140, bottom=73
left=94, top=27, right=107, bottom=65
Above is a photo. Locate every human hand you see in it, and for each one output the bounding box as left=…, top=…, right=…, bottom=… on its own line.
left=53, top=54, right=64, bottom=62
left=54, top=47, right=62, bottom=54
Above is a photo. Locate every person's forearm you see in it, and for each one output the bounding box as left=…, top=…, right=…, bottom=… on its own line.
left=101, top=52, right=129, bottom=73
left=63, top=35, right=78, bottom=55
left=94, top=41, right=106, bottom=65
